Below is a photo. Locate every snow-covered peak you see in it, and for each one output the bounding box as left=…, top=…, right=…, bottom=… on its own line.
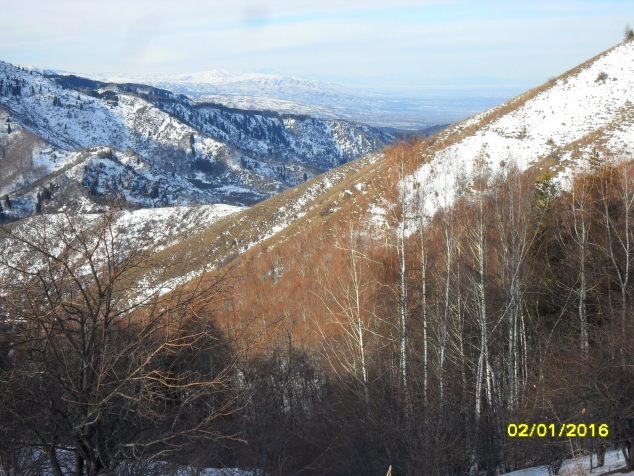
left=86, top=69, right=348, bottom=97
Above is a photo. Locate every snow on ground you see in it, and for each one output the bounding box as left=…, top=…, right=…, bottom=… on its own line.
left=0, top=61, right=390, bottom=212
left=506, top=449, right=633, bottom=476
left=0, top=62, right=209, bottom=155
left=115, top=203, right=241, bottom=252
left=239, top=152, right=384, bottom=250
left=0, top=204, right=243, bottom=289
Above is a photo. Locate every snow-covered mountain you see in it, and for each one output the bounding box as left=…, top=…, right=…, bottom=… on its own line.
left=4, top=38, right=632, bottom=267
left=3, top=39, right=634, bottom=476
left=0, top=63, right=392, bottom=220
left=130, top=39, right=634, bottom=476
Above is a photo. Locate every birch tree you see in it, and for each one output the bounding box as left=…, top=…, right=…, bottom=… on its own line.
left=317, top=222, right=375, bottom=405
left=493, top=158, right=538, bottom=409
left=596, top=151, right=634, bottom=365
left=415, top=163, right=434, bottom=408
left=433, top=151, right=463, bottom=403
left=467, top=150, right=495, bottom=424
left=563, top=171, right=593, bottom=355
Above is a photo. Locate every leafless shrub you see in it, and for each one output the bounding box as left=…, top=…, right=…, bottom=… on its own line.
left=596, top=71, right=608, bottom=83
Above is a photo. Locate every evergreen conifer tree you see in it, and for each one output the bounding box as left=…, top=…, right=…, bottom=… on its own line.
left=35, top=192, right=42, bottom=214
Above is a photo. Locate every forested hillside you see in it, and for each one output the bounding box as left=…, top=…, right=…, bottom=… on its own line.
left=197, top=144, right=634, bottom=475
left=4, top=144, right=632, bottom=476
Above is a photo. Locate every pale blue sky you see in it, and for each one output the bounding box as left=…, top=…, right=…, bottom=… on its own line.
left=1, top=0, right=632, bottom=95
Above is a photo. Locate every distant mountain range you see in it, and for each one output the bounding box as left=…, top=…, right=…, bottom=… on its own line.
left=81, top=70, right=506, bottom=129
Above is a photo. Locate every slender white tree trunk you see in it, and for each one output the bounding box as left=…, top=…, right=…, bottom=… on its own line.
left=440, top=228, right=453, bottom=403
left=416, top=165, right=434, bottom=411
left=351, top=233, right=370, bottom=406
left=399, top=224, right=408, bottom=398
left=395, top=158, right=410, bottom=422
left=420, top=223, right=429, bottom=408
left=475, top=206, right=491, bottom=420
left=571, top=183, right=590, bottom=355
left=600, top=159, right=633, bottom=366
left=471, top=152, right=492, bottom=424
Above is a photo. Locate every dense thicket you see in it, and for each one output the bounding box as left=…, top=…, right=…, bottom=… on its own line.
left=2, top=145, right=634, bottom=475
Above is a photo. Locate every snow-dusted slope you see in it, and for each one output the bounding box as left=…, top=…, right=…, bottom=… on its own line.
left=0, top=202, right=242, bottom=299
left=153, top=99, right=390, bottom=172
left=114, top=204, right=241, bottom=253
left=405, top=40, right=634, bottom=215
left=145, top=151, right=385, bottom=286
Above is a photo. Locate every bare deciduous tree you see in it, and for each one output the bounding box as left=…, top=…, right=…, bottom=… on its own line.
left=0, top=207, right=241, bottom=475
left=316, top=221, right=376, bottom=406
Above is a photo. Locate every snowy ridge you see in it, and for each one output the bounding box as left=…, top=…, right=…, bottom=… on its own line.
left=404, top=40, right=634, bottom=218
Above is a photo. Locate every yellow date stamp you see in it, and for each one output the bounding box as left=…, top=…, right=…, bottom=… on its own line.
left=507, top=423, right=609, bottom=438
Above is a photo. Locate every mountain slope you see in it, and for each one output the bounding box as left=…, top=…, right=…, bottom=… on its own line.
left=139, top=40, right=634, bottom=474
left=3, top=39, right=634, bottom=476
left=144, top=40, right=634, bottom=292
left=5, top=38, right=634, bottom=293
left=408, top=38, right=634, bottom=212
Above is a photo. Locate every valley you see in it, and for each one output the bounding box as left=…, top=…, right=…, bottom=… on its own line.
left=2, top=35, right=634, bottom=476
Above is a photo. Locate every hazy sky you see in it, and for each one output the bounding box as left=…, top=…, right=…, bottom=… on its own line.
left=1, top=1, right=632, bottom=94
